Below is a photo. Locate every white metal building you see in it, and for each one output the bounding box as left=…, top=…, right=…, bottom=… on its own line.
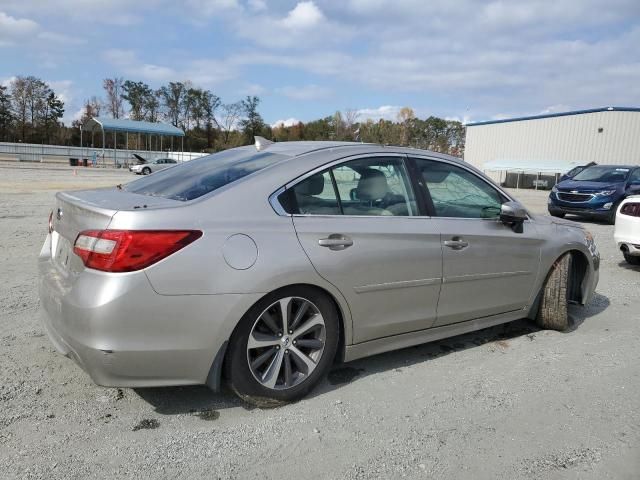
left=464, top=107, right=640, bottom=187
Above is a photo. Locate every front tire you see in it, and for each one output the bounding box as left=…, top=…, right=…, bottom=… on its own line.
left=549, top=210, right=565, bottom=218
left=536, top=253, right=572, bottom=331
left=142, top=167, right=151, bottom=175
left=226, top=287, right=339, bottom=407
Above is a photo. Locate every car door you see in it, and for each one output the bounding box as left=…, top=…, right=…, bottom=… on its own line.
left=288, top=155, right=443, bottom=344
left=410, top=157, right=543, bottom=327
left=155, top=159, right=166, bottom=172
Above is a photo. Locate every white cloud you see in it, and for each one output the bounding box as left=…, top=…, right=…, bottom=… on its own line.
left=0, top=11, right=37, bottom=45
left=271, top=118, right=302, bottom=128
left=356, top=106, right=403, bottom=122
left=281, top=1, right=324, bottom=29
left=104, top=49, right=237, bottom=86
left=234, top=1, right=352, bottom=49
left=277, top=84, right=332, bottom=101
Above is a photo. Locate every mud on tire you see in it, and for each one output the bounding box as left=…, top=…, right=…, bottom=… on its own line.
left=536, top=253, right=572, bottom=331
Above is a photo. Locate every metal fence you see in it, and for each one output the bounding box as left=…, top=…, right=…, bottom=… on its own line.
left=0, top=142, right=207, bottom=165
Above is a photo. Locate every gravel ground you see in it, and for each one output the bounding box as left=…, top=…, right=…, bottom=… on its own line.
left=1, top=162, right=639, bottom=479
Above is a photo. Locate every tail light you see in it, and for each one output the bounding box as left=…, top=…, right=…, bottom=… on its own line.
left=73, top=230, right=202, bottom=272
left=620, top=202, right=640, bottom=217
left=48, top=211, right=54, bottom=234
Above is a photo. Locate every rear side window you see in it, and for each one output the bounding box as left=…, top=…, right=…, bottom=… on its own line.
left=280, top=157, right=416, bottom=216
left=125, top=148, right=287, bottom=201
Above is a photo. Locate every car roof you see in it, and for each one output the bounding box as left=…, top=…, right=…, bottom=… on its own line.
left=582, top=164, right=636, bottom=169
left=256, top=141, right=463, bottom=163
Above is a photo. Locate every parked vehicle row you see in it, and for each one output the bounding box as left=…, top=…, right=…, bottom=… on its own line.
left=39, top=140, right=599, bottom=404
left=548, top=165, right=640, bottom=224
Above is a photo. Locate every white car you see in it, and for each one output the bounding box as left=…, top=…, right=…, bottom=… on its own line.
left=129, top=157, right=178, bottom=175
left=614, top=195, right=640, bottom=265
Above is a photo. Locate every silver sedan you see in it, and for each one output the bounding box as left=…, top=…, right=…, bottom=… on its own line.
left=129, top=157, right=178, bottom=175
left=39, top=140, right=599, bottom=405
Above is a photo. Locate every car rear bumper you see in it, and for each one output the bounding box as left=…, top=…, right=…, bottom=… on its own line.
left=614, top=213, right=640, bottom=256
left=38, top=234, right=260, bottom=388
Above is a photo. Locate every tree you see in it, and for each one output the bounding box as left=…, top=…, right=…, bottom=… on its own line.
left=158, top=82, right=185, bottom=127
left=42, top=90, right=64, bottom=143
left=145, top=90, right=160, bottom=122
left=343, top=109, right=360, bottom=140
left=103, top=77, right=124, bottom=118
left=218, top=101, right=243, bottom=147
left=240, top=95, right=265, bottom=144
left=10, top=75, right=49, bottom=142
left=0, top=85, right=12, bottom=141
left=200, top=90, right=220, bottom=148
left=122, top=80, right=153, bottom=121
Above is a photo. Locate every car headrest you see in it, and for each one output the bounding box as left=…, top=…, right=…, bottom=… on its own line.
left=356, top=169, right=389, bottom=201
left=296, top=174, right=325, bottom=196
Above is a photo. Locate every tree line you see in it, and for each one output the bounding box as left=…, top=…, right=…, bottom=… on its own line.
left=0, top=76, right=465, bottom=156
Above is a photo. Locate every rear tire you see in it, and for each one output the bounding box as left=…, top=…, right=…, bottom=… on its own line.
left=226, top=286, right=339, bottom=407
left=536, top=253, right=572, bottom=331
left=624, top=253, right=640, bottom=265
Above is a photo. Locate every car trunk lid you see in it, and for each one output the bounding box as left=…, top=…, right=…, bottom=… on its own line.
left=49, top=188, right=180, bottom=274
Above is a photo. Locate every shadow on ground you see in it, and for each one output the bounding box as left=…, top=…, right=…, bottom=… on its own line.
left=617, top=260, right=640, bottom=272
left=135, top=292, right=609, bottom=413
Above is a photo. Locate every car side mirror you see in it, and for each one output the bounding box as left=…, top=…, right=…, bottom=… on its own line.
left=500, top=201, right=527, bottom=233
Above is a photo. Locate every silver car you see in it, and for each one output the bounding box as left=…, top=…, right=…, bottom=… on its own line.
left=129, top=157, right=178, bottom=175
left=39, top=140, right=599, bottom=405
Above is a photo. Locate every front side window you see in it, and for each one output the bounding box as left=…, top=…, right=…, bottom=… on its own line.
left=281, top=157, right=416, bottom=216
left=413, top=158, right=503, bottom=218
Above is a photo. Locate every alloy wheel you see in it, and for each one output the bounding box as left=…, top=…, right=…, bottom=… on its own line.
left=247, top=296, right=326, bottom=390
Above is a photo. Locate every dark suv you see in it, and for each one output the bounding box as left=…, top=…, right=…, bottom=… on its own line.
left=548, top=165, right=640, bottom=224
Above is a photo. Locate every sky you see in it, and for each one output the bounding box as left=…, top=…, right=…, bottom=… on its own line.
left=1, top=0, right=639, bottom=127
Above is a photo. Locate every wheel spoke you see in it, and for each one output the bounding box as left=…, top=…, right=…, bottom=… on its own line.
left=260, top=310, right=280, bottom=334
left=292, top=313, right=324, bottom=339
left=279, top=298, right=291, bottom=333
left=262, top=349, right=285, bottom=389
left=289, top=345, right=316, bottom=374
left=248, top=332, right=280, bottom=350
left=295, top=338, right=324, bottom=350
left=284, top=353, right=293, bottom=387
left=289, top=300, right=310, bottom=331
left=251, top=347, right=277, bottom=371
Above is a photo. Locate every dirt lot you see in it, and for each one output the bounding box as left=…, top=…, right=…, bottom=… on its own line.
left=1, top=162, right=639, bottom=479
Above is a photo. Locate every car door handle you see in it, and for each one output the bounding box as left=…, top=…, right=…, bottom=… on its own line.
left=443, top=238, right=469, bottom=250
left=318, top=235, right=353, bottom=250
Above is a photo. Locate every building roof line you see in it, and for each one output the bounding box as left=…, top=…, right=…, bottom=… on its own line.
left=465, top=106, right=640, bottom=127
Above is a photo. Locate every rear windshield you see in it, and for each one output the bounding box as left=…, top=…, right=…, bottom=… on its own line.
left=572, top=166, right=631, bottom=183
left=124, top=148, right=287, bottom=201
